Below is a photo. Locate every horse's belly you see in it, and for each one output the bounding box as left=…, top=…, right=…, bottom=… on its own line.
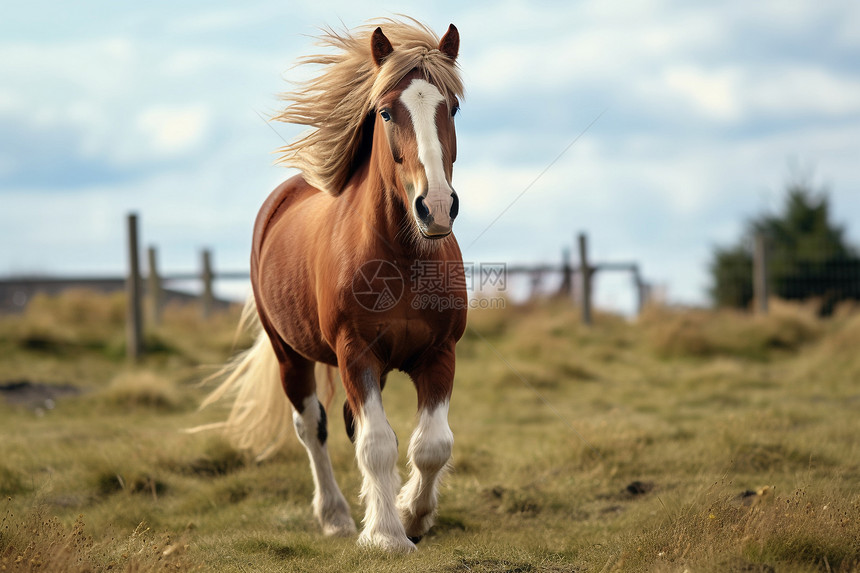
left=260, top=291, right=338, bottom=365
left=255, top=230, right=338, bottom=365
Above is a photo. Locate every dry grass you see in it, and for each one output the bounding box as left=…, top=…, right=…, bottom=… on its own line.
left=0, top=506, right=197, bottom=572
left=1, top=291, right=859, bottom=571
left=10, top=290, right=127, bottom=350
left=640, top=299, right=822, bottom=359
left=618, top=482, right=860, bottom=572
left=95, top=371, right=191, bottom=412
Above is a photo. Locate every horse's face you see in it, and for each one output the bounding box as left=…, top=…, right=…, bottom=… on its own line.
left=372, top=27, right=460, bottom=240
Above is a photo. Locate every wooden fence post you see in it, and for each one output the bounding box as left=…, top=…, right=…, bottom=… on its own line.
left=201, top=249, right=214, bottom=319
left=126, top=214, right=144, bottom=361
left=578, top=232, right=592, bottom=325
left=557, top=247, right=573, bottom=299
left=147, top=246, right=163, bottom=326
left=632, top=264, right=646, bottom=315
left=529, top=270, right=542, bottom=300
left=753, top=232, right=769, bottom=314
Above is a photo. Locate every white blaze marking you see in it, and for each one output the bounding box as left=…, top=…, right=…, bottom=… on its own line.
left=400, top=79, right=452, bottom=223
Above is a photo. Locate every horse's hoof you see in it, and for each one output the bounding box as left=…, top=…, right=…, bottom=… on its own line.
left=407, top=535, right=423, bottom=544
left=358, top=531, right=417, bottom=553
left=322, top=520, right=357, bottom=537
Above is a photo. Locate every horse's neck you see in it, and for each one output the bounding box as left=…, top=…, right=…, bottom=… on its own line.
left=344, top=158, right=410, bottom=254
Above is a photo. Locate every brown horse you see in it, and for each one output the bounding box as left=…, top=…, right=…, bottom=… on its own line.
left=200, top=19, right=466, bottom=553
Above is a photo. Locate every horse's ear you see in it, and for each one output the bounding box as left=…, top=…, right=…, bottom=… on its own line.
left=438, top=24, right=459, bottom=61
left=371, top=27, right=394, bottom=67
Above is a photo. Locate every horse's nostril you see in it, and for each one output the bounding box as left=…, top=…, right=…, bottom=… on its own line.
left=415, top=195, right=430, bottom=221
left=449, top=192, right=459, bottom=221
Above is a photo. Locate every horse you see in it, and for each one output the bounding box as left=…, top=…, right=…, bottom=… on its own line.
left=199, top=19, right=466, bottom=553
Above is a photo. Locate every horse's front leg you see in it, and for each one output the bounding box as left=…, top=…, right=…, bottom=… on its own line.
left=398, top=344, right=456, bottom=542
left=339, top=345, right=415, bottom=553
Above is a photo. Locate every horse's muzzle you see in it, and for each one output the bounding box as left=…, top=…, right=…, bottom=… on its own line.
left=414, top=190, right=458, bottom=238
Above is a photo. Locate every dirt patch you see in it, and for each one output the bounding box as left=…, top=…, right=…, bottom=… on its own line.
left=625, top=480, right=655, bottom=496
left=0, top=379, right=81, bottom=410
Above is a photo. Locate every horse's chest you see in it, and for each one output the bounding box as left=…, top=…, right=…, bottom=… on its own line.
left=339, top=310, right=457, bottom=367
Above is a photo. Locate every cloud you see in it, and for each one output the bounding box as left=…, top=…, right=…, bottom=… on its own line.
left=460, top=0, right=860, bottom=131
left=656, top=63, right=860, bottom=123
left=743, top=66, right=860, bottom=117
left=136, top=105, right=211, bottom=156
left=0, top=27, right=289, bottom=190
left=662, top=66, right=742, bottom=121
left=165, top=8, right=274, bottom=35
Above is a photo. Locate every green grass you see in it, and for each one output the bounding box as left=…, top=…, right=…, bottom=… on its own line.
left=1, top=292, right=859, bottom=572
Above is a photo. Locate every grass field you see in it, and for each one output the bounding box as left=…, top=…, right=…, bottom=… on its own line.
left=1, top=290, right=859, bottom=572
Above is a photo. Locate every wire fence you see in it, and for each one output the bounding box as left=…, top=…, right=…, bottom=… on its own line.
left=714, top=232, right=860, bottom=315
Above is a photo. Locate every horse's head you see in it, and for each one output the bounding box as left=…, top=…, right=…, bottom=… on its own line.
left=370, top=25, right=460, bottom=240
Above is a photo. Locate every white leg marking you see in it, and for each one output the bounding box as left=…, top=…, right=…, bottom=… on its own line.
left=397, top=402, right=454, bottom=538
left=400, top=79, right=454, bottom=228
left=354, top=393, right=415, bottom=552
left=293, top=395, right=356, bottom=536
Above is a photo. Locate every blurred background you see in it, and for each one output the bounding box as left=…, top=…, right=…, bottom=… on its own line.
left=1, top=0, right=859, bottom=314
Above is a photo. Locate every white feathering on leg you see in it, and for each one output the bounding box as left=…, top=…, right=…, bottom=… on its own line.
left=293, top=395, right=356, bottom=537
left=354, top=393, right=416, bottom=552
left=397, top=402, right=454, bottom=538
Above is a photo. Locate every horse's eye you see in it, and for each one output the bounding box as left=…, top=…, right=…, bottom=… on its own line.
left=380, top=110, right=392, bottom=122
left=451, top=105, right=460, bottom=118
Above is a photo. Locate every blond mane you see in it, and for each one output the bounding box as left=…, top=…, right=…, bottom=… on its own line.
left=273, top=17, right=464, bottom=195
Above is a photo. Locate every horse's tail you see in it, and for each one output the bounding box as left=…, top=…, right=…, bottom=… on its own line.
left=190, top=296, right=339, bottom=460
left=190, top=296, right=289, bottom=461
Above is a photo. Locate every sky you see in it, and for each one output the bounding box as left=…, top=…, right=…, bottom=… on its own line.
left=1, top=0, right=859, bottom=312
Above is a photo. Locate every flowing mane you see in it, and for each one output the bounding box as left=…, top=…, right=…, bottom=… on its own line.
left=273, top=17, right=464, bottom=195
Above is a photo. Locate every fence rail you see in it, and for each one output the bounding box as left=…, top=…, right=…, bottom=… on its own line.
left=0, top=213, right=653, bottom=360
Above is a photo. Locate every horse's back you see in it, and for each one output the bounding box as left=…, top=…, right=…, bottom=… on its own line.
left=250, top=175, right=340, bottom=363
left=252, top=174, right=320, bottom=262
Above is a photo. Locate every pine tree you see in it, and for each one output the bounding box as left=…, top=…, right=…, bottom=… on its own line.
left=710, top=181, right=860, bottom=313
